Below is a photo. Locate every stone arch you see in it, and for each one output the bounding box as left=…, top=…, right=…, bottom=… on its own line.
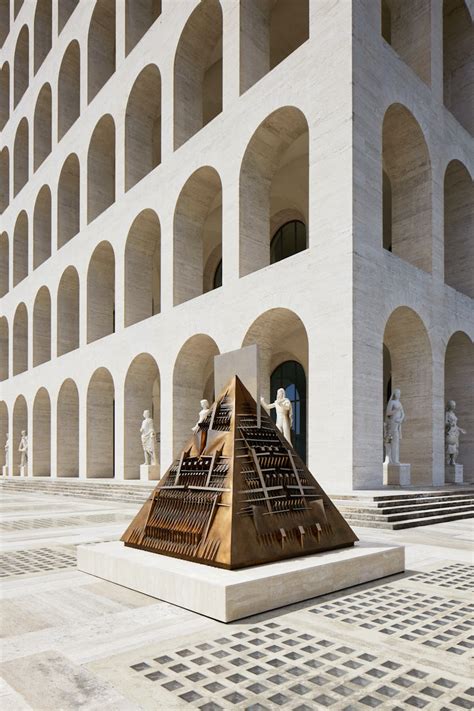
left=34, top=83, right=52, bottom=170
left=57, top=378, right=79, bottom=477
left=174, top=0, right=222, bottom=149
left=58, top=153, right=80, bottom=247
left=0, top=401, right=7, bottom=471
left=87, top=240, right=115, bottom=343
left=0, top=62, right=9, bottom=130
left=87, top=367, right=115, bottom=478
left=444, top=160, right=473, bottom=297
left=33, top=185, right=51, bottom=269
left=58, top=40, right=80, bottom=140
left=240, top=106, right=309, bottom=276
left=382, top=103, right=432, bottom=272
left=34, top=0, right=52, bottom=74
left=125, top=64, right=161, bottom=191
left=172, top=334, right=220, bottom=455
left=33, top=387, right=51, bottom=476
left=445, top=332, right=473, bottom=481
left=87, top=114, right=115, bottom=222
left=383, top=306, right=433, bottom=484
left=0, top=231, right=8, bottom=296
left=124, top=209, right=161, bottom=326
left=14, top=117, right=29, bottom=196
left=13, top=210, right=28, bottom=286
left=174, top=166, right=222, bottom=305
left=0, top=316, right=8, bottom=381
left=14, top=25, right=29, bottom=107
left=240, top=0, right=309, bottom=93
left=379, top=0, right=431, bottom=86
left=124, top=353, right=160, bottom=479
left=12, top=395, right=27, bottom=474
left=57, top=266, right=79, bottom=356
left=88, top=0, right=116, bottom=103
left=443, top=0, right=473, bottom=134
left=33, top=286, right=51, bottom=366
left=13, top=303, right=28, bottom=375
left=0, top=146, right=9, bottom=213
left=58, top=0, right=79, bottom=33
left=125, top=0, right=161, bottom=55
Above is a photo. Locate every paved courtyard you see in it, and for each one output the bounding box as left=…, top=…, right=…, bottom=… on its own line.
left=0, top=488, right=472, bottom=710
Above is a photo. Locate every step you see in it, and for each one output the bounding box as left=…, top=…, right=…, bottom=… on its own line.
left=335, top=497, right=474, bottom=516
left=349, top=510, right=474, bottom=530
left=342, top=503, right=474, bottom=523
left=334, top=489, right=474, bottom=502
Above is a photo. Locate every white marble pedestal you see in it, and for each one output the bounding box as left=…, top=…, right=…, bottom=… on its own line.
left=19, top=465, right=27, bottom=477
left=445, top=463, right=463, bottom=484
left=383, top=462, right=411, bottom=486
left=77, top=540, right=405, bottom=623
left=140, top=464, right=160, bottom=481
left=2, top=465, right=7, bottom=477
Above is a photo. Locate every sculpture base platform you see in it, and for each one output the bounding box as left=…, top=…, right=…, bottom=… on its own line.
left=383, top=462, right=411, bottom=486
left=140, top=464, right=160, bottom=481
left=77, top=540, right=404, bottom=623
left=445, top=463, right=463, bottom=484
left=19, top=465, right=27, bottom=477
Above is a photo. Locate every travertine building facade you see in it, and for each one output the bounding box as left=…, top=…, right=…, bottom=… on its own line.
left=0, top=0, right=472, bottom=491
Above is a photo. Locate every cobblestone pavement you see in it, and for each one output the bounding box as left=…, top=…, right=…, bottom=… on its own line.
left=0, top=490, right=472, bottom=710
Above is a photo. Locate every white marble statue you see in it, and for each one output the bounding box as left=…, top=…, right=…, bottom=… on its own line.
left=19, top=431, right=28, bottom=467
left=140, top=410, right=157, bottom=466
left=384, top=389, right=405, bottom=464
left=261, top=387, right=293, bottom=443
left=192, top=399, right=211, bottom=434
left=4, top=432, right=8, bottom=459
left=445, top=400, right=466, bottom=465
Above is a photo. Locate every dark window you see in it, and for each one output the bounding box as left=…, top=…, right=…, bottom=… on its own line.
left=382, top=170, right=392, bottom=252
left=270, top=360, right=306, bottom=462
left=213, top=259, right=222, bottom=289
left=270, top=220, right=306, bottom=264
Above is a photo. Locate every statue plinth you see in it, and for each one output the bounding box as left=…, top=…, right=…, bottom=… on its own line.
left=19, top=465, right=28, bottom=477
left=445, top=463, right=463, bottom=484
left=140, top=464, right=160, bottom=481
left=383, top=462, right=411, bottom=487
left=2, top=465, right=7, bottom=477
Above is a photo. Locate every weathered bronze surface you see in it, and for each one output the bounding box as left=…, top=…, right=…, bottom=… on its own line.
left=122, top=377, right=358, bottom=569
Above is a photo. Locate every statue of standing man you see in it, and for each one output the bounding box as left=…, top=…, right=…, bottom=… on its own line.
left=445, top=400, right=466, bottom=465
left=384, top=389, right=405, bottom=464
left=261, top=388, right=293, bottom=444
left=140, top=410, right=157, bottom=466
left=19, top=431, right=28, bottom=468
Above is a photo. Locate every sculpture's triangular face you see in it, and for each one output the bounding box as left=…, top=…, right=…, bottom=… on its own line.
left=122, top=376, right=358, bottom=569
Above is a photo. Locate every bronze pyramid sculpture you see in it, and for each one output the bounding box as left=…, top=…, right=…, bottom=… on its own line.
left=122, top=376, right=358, bottom=569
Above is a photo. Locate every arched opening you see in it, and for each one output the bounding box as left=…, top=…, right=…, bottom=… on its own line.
left=0, top=231, right=8, bottom=296
left=14, top=25, right=29, bottom=107
left=382, top=104, right=432, bottom=272
left=380, top=0, right=431, bottom=86
left=242, top=307, right=309, bottom=459
left=172, top=334, right=219, bottom=455
left=33, top=286, right=51, bottom=366
left=14, top=117, right=29, bottom=196
left=87, top=0, right=116, bottom=103
left=58, top=0, right=79, bottom=33
left=0, top=62, right=9, bottom=130
left=33, top=185, right=51, bottom=269
left=14, top=1, right=24, bottom=18
left=0, top=316, right=8, bottom=381
left=382, top=171, right=392, bottom=251
left=13, top=210, right=28, bottom=286
left=270, top=219, right=306, bottom=264
left=125, top=0, right=161, bottom=55
left=444, top=160, right=473, bottom=297
left=0, top=147, right=9, bottom=213
left=124, top=209, right=160, bottom=326
left=33, top=388, right=51, bottom=476
left=87, top=240, right=115, bottom=343
left=445, top=332, right=473, bottom=481
left=13, top=302, right=28, bottom=376
left=240, top=106, right=309, bottom=276
left=12, top=395, right=27, bottom=475
left=383, top=307, right=433, bottom=484
left=34, top=0, right=52, bottom=74
left=0, top=402, right=7, bottom=471
left=87, top=367, right=115, bottom=478
left=124, top=353, right=160, bottom=479
left=58, top=41, right=80, bottom=140
left=87, top=114, right=115, bottom=223
left=174, top=0, right=222, bottom=149
left=57, top=153, right=80, bottom=247
left=34, top=84, right=52, bottom=170
left=443, top=0, right=473, bottom=134
left=240, top=0, right=309, bottom=93
left=125, top=64, right=161, bottom=190
left=174, top=166, right=222, bottom=305
left=57, top=266, right=79, bottom=356
left=57, top=378, right=79, bottom=477
left=0, top=2, right=9, bottom=47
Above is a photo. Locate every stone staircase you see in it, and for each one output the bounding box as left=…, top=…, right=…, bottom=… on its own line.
left=332, top=488, right=474, bottom=529
left=0, top=477, right=155, bottom=504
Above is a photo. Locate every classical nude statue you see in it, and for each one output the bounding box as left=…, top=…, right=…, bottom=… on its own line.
left=384, top=389, right=405, bottom=464
left=445, top=400, right=466, bottom=465
left=261, top=387, right=293, bottom=443
left=192, top=399, right=211, bottom=434
left=140, top=410, right=157, bottom=466
left=19, top=431, right=28, bottom=468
